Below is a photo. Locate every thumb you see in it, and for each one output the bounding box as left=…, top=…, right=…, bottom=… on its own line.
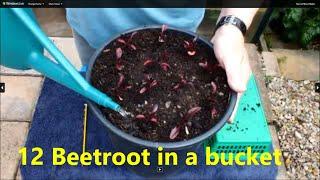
left=224, top=51, right=250, bottom=93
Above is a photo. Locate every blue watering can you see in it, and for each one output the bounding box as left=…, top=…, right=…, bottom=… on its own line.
left=0, top=8, right=129, bottom=117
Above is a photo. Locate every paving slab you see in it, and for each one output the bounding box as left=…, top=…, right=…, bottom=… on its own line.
left=1, top=37, right=81, bottom=76
left=262, top=51, right=281, bottom=76
left=246, top=44, right=275, bottom=124
left=0, top=66, right=42, bottom=76
left=0, top=76, right=43, bottom=121
left=0, top=122, right=29, bottom=180
left=45, top=37, right=82, bottom=70
left=33, top=8, right=72, bottom=37
left=271, top=48, right=320, bottom=80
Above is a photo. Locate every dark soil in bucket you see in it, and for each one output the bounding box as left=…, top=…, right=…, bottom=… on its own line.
left=91, top=26, right=231, bottom=142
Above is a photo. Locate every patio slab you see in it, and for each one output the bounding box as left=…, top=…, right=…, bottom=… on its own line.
left=33, top=8, right=72, bottom=37
left=0, top=76, right=43, bottom=121
left=262, top=52, right=281, bottom=77
left=0, top=66, right=41, bottom=77
left=271, top=48, right=320, bottom=81
left=45, top=37, right=82, bottom=70
left=0, top=122, right=29, bottom=180
left=1, top=37, right=81, bottom=76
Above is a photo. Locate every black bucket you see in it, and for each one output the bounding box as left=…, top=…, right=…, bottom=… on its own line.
left=86, top=25, right=237, bottom=177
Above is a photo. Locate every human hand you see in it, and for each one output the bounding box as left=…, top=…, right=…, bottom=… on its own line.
left=211, top=25, right=252, bottom=122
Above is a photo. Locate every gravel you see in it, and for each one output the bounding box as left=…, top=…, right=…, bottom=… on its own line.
left=267, top=76, right=319, bottom=179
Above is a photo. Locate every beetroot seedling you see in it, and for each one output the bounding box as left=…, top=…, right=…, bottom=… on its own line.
left=117, top=38, right=126, bottom=44
left=139, top=75, right=158, bottom=94
left=135, top=104, right=159, bottom=123
left=143, top=59, right=155, bottom=67
left=158, top=24, right=168, bottom=42
left=183, top=37, right=197, bottom=56
left=117, top=73, right=125, bottom=88
left=159, top=50, right=171, bottom=71
left=173, top=74, right=193, bottom=91
left=170, top=106, right=201, bottom=139
left=115, top=48, right=124, bottom=71
left=116, top=32, right=138, bottom=50
left=113, top=73, right=132, bottom=101
left=116, top=73, right=132, bottom=90
left=160, top=63, right=170, bottom=71
left=143, top=52, right=171, bottom=72
left=169, top=126, right=180, bottom=140
left=211, top=81, right=217, bottom=93
left=208, top=81, right=219, bottom=119
left=211, top=107, right=218, bottom=119
left=198, top=60, right=222, bottom=73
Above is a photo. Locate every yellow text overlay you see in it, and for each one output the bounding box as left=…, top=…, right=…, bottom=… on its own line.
left=19, top=147, right=282, bottom=166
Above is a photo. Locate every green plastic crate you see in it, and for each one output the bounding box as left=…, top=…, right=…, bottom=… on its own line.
left=205, top=75, right=272, bottom=160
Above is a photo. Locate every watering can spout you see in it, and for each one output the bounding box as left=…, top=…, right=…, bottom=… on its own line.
left=28, top=52, right=120, bottom=111
left=1, top=8, right=121, bottom=112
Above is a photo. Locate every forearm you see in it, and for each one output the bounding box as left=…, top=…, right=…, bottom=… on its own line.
left=217, top=8, right=259, bottom=28
left=211, top=9, right=256, bottom=93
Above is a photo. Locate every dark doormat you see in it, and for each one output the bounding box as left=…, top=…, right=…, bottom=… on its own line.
left=21, top=78, right=278, bottom=179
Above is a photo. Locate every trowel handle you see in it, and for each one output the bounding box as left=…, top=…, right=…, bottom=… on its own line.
left=11, top=8, right=121, bottom=111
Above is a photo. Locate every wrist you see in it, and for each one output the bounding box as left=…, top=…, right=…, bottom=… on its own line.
left=213, top=25, right=244, bottom=41
left=218, top=8, right=259, bottom=28
left=215, top=15, right=247, bottom=36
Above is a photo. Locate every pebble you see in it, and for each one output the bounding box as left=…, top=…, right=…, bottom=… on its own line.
left=267, top=76, right=319, bottom=179
left=165, top=101, right=171, bottom=109
left=294, top=131, right=303, bottom=139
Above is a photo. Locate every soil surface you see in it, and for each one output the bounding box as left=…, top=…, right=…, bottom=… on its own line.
left=91, top=28, right=231, bottom=142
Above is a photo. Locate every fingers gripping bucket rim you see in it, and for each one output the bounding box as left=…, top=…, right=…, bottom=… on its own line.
left=86, top=25, right=237, bottom=149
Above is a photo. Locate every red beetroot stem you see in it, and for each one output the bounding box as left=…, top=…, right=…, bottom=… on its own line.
left=169, top=106, right=201, bottom=139
left=114, top=73, right=132, bottom=101
left=173, top=74, right=193, bottom=91
left=183, top=38, right=197, bottom=56
left=158, top=24, right=168, bottom=42
left=198, top=59, right=222, bottom=73
left=135, top=104, right=159, bottom=123
left=159, top=50, right=170, bottom=71
left=116, top=32, right=137, bottom=50
left=139, top=75, right=158, bottom=94
left=115, top=48, right=124, bottom=71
